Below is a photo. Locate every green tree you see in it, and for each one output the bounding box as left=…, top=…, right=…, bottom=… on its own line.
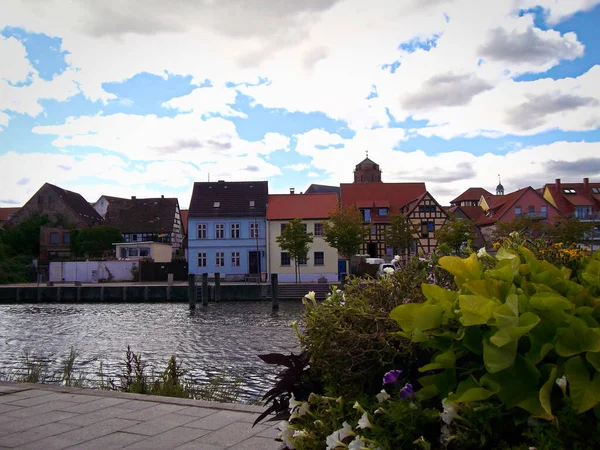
left=493, top=215, right=548, bottom=242
left=71, top=226, right=124, bottom=258
left=1, top=213, right=50, bottom=257
left=276, top=218, right=313, bottom=283
left=546, top=216, right=594, bottom=246
left=436, top=216, right=476, bottom=254
left=322, top=204, right=365, bottom=275
left=384, top=213, right=416, bottom=259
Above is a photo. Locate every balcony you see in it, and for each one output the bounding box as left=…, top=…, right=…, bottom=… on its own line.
left=518, top=211, right=548, bottom=219
left=574, top=212, right=600, bottom=221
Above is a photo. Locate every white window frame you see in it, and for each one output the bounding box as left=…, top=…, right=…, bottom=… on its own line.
left=250, top=222, right=259, bottom=239
left=216, top=252, right=225, bottom=267
left=198, top=252, right=207, bottom=267
left=215, top=223, right=225, bottom=239
left=314, top=251, right=324, bottom=266
left=231, top=251, right=240, bottom=267
left=197, top=224, right=207, bottom=239
left=230, top=223, right=240, bottom=239
left=313, top=222, right=323, bottom=237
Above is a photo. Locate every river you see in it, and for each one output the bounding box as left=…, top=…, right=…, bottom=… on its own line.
left=0, top=301, right=304, bottom=404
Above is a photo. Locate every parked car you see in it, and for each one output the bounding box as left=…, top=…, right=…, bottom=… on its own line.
left=376, top=263, right=395, bottom=277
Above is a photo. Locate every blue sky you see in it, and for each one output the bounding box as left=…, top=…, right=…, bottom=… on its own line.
left=1, top=0, right=600, bottom=207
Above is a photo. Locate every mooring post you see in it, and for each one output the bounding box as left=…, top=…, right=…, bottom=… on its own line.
left=202, top=273, right=209, bottom=306
left=214, top=273, right=221, bottom=302
left=340, top=272, right=347, bottom=290
left=271, top=273, right=279, bottom=312
left=188, top=273, right=196, bottom=309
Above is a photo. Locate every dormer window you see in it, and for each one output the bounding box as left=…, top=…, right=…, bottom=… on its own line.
left=592, top=187, right=600, bottom=194
left=249, top=200, right=255, bottom=207
left=563, top=188, right=576, bottom=194
left=213, top=202, right=220, bottom=207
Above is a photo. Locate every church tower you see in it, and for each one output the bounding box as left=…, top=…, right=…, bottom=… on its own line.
left=496, top=175, right=504, bottom=196
left=353, top=151, right=382, bottom=183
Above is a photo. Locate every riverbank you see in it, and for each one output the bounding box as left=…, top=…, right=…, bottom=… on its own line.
left=0, top=281, right=336, bottom=303
left=0, top=381, right=282, bottom=449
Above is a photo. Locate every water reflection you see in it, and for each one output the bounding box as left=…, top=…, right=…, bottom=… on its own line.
left=0, top=301, right=303, bottom=403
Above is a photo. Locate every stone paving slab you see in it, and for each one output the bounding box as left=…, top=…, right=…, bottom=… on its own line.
left=0, top=381, right=283, bottom=449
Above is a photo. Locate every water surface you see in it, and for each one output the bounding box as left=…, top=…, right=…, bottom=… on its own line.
left=0, top=301, right=303, bottom=403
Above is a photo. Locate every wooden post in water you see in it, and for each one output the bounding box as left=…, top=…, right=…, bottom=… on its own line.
left=188, top=273, right=196, bottom=309
left=271, top=273, right=279, bottom=312
left=202, top=273, right=209, bottom=306
left=214, top=273, right=221, bottom=302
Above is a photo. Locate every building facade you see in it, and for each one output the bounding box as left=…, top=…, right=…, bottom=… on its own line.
left=402, top=192, right=449, bottom=255
left=267, top=193, right=339, bottom=283
left=188, top=181, right=268, bottom=280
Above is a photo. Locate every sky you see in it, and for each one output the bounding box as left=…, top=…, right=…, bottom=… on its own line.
left=1, top=0, right=600, bottom=209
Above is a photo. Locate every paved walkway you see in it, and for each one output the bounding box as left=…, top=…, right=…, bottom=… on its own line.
left=0, top=382, right=283, bottom=449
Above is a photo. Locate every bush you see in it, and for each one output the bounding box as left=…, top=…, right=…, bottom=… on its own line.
left=300, top=256, right=454, bottom=398
left=390, top=247, right=600, bottom=448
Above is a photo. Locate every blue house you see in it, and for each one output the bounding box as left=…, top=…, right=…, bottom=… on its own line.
left=188, top=180, right=268, bottom=280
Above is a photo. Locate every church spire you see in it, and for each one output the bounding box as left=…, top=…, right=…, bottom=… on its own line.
left=496, top=174, right=504, bottom=196
left=353, top=152, right=382, bottom=183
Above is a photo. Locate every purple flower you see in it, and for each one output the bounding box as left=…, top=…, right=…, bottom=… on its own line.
left=383, top=370, right=402, bottom=385
left=400, top=383, right=415, bottom=399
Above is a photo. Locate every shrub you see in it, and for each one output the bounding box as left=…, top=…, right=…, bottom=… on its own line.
left=390, top=247, right=600, bottom=448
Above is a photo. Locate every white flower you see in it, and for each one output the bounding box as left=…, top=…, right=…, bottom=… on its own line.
left=304, top=291, right=316, bottom=305
left=373, top=407, right=385, bottom=415
left=477, top=247, right=491, bottom=259
left=441, top=398, right=458, bottom=425
left=289, top=393, right=302, bottom=412
left=348, top=436, right=368, bottom=449
left=556, top=375, right=567, bottom=395
left=293, top=430, right=308, bottom=439
left=376, top=389, right=390, bottom=403
left=290, top=401, right=310, bottom=420
left=383, top=267, right=394, bottom=275
left=357, top=412, right=372, bottom=429
left=277, top=420, right=296, bottom=449
left=326, top=421, right=355, bottom=449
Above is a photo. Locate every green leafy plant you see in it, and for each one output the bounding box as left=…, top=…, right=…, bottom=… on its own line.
left=390, top=247, right=600, bottom=434
left=276, top=218, right=314, bottom=283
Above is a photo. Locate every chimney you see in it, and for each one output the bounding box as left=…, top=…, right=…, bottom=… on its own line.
left=131, top=196, right=136, bottom=200
left=555, top=179, right=561, bottom=192
left=584, top=177, right=590, bottom=193
left=161, top=195, right=164, bottom=198
left=290, top=188, right=295, bottom=194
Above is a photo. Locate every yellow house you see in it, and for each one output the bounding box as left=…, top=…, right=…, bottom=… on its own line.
left=114, top=241, right=173, bottom=263
left=267, top=192, right=339, bottom=283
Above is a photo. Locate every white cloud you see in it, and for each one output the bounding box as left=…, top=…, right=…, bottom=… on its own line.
left=0, top=35, right=32, bottom=84
left=285, top=163, right=310, bottom=171
left=518, top=0, right=600, bottom=25
left=162, top=85, right=246, bottom=117
left=0, top=150, right=282, bottom=207
left=0, top=111, right=10, bottom=129
left=293, top=128, right=600, bottom=204
left=31, top=113, right=289, bottom=160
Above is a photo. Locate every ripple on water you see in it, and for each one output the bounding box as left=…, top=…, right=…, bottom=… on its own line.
left=0, top=301, right=303, bottom=403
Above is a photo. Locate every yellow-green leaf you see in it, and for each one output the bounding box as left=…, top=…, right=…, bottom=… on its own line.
left=539, top=365, right=557, bottom=419
left=529, top=292, right=573, bottom=311
left=555, top=317, right=600, bottom=357
left=483, top=338, right=517, bottom=373
left=566, top=355, right=600, bottom=413
left=459, top=295, right=499, bottom=326
left=390, top=303, right=423, bottom=332
left=419, top=349, right=456, bottom=372
left=587, top=351, right=600, bottom=372
left=490, top=312, right=540, bottom=348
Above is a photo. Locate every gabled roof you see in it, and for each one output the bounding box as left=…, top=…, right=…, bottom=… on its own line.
left=405, top=191, right=448, bottom=217
left=448, top=205, right=485, bottom=222
left=46, top=183, right=103, bottom=223
left=304, top=184, right=341, bottom=195
left=543, top=179, right=600, bottom=214
left=180, top=209, right=189, bottom=234
left=189, top=181, right=268, bottom=218
left=104, top=197, right=179, bottom=233
left=267, top=193, right=338, bottom=220
left=450, top=187, right=493, bottom=205
left=340, top=182, right=427, bottom=213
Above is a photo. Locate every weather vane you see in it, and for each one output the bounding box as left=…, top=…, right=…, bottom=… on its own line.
left=365, top=149, right=369, bottom=158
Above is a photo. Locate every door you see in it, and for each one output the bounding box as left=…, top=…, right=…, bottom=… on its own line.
left=367, top=243, right=378, bottom=258
left=249, top=251, right=261, bottom=276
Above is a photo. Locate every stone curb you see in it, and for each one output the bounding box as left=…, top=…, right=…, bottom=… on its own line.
left=0, top=381, right=267, bottom=414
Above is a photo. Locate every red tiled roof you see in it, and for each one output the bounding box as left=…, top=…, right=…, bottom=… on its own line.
left=0, top=207, right=20, bottom=221
left=267, top=193, right=339, bottom=220
left=180, top=209, right=189, bottom=234
left=340, top=182, right=427, bottom=213
left=544, top=181, right=600, bottom=215
left=448, top=205, right=485, bottom=222
left=450, top=187, right=493, bottom=205
left=477, top=188, right=529, bottom=226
